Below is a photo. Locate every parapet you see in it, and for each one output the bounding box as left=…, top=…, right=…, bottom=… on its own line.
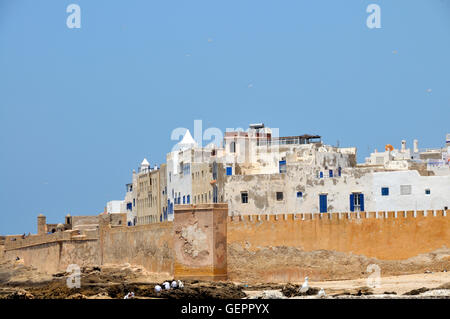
left=227, top=209, right=449, bottom=223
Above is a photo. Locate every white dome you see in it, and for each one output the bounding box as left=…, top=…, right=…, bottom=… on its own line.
left=140, top=158, right=150, bottom=167
left=178, top=130, right=198, bottom=150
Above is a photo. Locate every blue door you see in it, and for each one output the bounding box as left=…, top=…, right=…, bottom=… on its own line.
left=319, top=194, right=327, bottom=213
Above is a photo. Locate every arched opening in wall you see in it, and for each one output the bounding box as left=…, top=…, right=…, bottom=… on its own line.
left=118, top=220, right=122, bottom=225
left=51, top=229, right=56, bottom=233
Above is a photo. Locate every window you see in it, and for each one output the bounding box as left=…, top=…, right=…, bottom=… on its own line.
left=226, top=166, right=232, bottom=176
left=183, top=196, right=185, bottom=204
left=279, top=160, right=287, bottom=173
left=230, top=141, right=236, bottom=153
left=183, top=163, right=190, bottom=175
left=241, top=192, right=248, bottom=204
left=212, top=162, right=218, bottom=180
left=319, top=171, right=323, bottom=178
left=329, top=170, right=333, bottom=178
left=187, top=195, right=190, bottom=204
left=425, top=189, right=431, bottom=195
left=127, top=203, right=132, bottom=211
left=400, top=185, right=412, bottom=195
left=276, top=192, right=284, bottom=201
left=296, top=191, right=303, bottom=198
left=350, top=193, right=364, bottom=212
left=213, top=186, right=218, bottom=203
left=381, top=187, right=389, bottom=196
left=338, top=167, right=342, bottom=177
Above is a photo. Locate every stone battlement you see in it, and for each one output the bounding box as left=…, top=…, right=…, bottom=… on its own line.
left=4, top=229, right=99, bottom=251
left=2, top=206, right=449, bottom=282
left=228, top=209, right=448, bottom=223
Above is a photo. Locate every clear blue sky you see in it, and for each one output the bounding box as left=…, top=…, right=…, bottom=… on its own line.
left=1, top=0, right=449, bottom=235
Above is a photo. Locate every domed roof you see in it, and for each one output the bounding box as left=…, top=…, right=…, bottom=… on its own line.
left=140, top=158, right=150, bottom=167
left=178, top=130, right=198, bottom=150
left=56, top=223, right=64, bottom=229
left=66, top=213, right=71, bottom=217
left=38, top=213, right=45, bottom=217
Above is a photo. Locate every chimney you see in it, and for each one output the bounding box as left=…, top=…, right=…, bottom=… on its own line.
left=401, top=140, right=406, bottom=152
left=413, top=139, right=419, bottom=153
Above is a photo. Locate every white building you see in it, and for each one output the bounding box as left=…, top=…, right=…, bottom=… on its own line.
left=223, top=132, right=450, bottom=215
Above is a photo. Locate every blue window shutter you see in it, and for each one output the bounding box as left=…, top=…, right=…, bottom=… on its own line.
left=338, top=167, right=342, bottom=176
left=183, top=196, right=185, bottom=204
left=319, top=171, right=323, bottom=178
left=226, top=167, right=232, bottom=176
left=329, top=170, right=333, bottom=178
left=319, top=194, right=327, bottom=213
left=350, top=194, right=355, bottom=212
left=359, top=194, right=365, bottom=212
left=279, top=160, right=286, bottom=173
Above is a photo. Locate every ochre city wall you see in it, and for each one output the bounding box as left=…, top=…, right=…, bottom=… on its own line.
left=2, top=209, right=449, bottom=282
left=100, top=222, right=174, bottom=275
left=4, top=239, right=100, bottom=274
left=227, top=210, right=449, bottom=260
left=173, top=204, right=228, bottom=281
left=226, top=210, right=450, bottom=282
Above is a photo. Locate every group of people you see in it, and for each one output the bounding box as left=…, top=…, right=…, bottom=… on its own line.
left=123, top=280, right=184, bottom=299
left=123, top=292, right=135, bottom=299
left=154, top=280, right=184, bottom=293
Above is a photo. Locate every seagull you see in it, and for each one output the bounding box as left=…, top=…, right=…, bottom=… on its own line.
left=154, top=285, right=161, bottom=293
left=171, top=280, right=178, bottom=288
left=318, top=288, right=326, bottom=297
left=178, top=280, right=184, bottom=289
left=299, top=276, right=309, bottom=293
left=163, top=281, right=171, bottom=290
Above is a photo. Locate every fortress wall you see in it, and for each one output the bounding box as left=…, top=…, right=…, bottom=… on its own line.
left=2, top=208, right=448, bottom=282
left=228, top=211, right=449, bottom=260
left=227, top=210, right=450, bottom=282
left=100, top=222, right=174, bottom=275
left=4, top=239, right=100, bottom=274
